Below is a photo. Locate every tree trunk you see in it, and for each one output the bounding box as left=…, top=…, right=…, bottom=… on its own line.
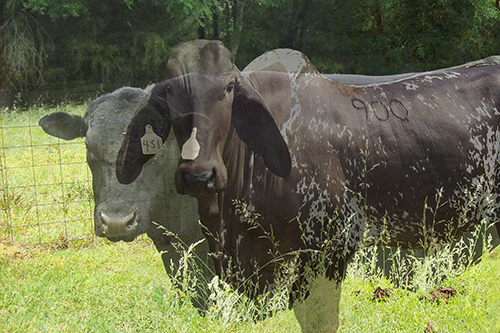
left=230, top=0, right=246, bottom=57
left=198, top=17, right=206, bottom=39
left=212, top=11, right=219, bottom=40
left=0, top=0, right=7, bottom=89
left=0, top=0, right=5, bottom=26
left=294, top=0, right=313, bottom=50
left=373, top=0, right=382, bottom=30
left=0, top=0, right=7, bottom=37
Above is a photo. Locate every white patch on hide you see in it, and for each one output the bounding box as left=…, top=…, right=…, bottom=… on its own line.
left=235, top=234, right=244, bottom=257
left=423, top=75, right=444, bottom=83
left=403, top=82, right=419, bottom=91
left=282, top=80, right=303, bottom=137
left=443, top=71, right=461, bottom=79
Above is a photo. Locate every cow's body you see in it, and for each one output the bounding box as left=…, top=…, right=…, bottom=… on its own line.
left=199, top=67, right=500, bottom=288
left=117, top=50, right=500, bottom=331
left=247, top=49, right=500, bottom=271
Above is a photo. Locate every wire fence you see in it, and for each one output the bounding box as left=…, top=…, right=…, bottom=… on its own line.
left=1, top=101, right=201, bottom=247
left=2, top=102, right=498, bottom=261
left=1, top=105, right=94, bottom=245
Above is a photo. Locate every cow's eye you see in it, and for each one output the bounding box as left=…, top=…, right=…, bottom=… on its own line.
left=227, top=82, right=234, bottom=93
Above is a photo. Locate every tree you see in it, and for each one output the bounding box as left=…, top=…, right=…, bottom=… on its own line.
left=229, top=0, right=246, bottom=56
left=2, top=0, right=500, bottom=90
left=0, top=1, right=53, bottom=89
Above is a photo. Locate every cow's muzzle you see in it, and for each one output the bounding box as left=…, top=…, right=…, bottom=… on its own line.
left=175, top=162, right=227, bottom=196
left=97, top=211, right=138, bottom=242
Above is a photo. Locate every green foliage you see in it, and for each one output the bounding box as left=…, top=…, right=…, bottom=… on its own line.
left=139, top=32, right=169, bottom=71
left=240, top=0, right=500, bottom=74
left=2, top=0, right=499, bottom=89
left=24, top=0, right=88, bottom=19
left=0, top=12, right=51, bottom=89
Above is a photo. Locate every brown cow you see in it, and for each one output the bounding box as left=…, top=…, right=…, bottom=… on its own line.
left=116, top=50, right=500, bottom=331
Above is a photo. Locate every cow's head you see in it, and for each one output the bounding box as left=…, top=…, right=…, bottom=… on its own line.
left=161, top=39, right=235, bottom=80
left=38, top=39, right=237, bottom=242
left=116, top=71, right=291, bottom=197
left=39, top=87, right=170, bottom=242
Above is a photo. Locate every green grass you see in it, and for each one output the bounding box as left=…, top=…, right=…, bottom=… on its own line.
left=0, top=239, right=300, bottom=333
left=1, top=103, right=500, bottom=332
left=0, top=239, right=499, bottom=332
left=340, top=251, right=500, bottom=332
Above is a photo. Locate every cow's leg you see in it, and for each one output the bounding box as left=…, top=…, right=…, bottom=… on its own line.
left=293, top=276, right=341, bottom=333
left=493, top=222, right=500, bottom=250
left=150, top=234, right=214, bottom=312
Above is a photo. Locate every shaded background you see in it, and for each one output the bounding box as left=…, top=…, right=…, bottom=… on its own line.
left=1, top=0, right=500, bottom=94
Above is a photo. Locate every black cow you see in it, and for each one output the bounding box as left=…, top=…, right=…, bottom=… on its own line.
left=116, top=49, right=500, bottom=331
left=40, top=39, right=238, bottom=311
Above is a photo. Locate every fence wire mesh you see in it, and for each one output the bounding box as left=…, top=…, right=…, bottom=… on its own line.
left=1, top=101, right=200, bottom=247
left=1, top=105, right=93, bottom=245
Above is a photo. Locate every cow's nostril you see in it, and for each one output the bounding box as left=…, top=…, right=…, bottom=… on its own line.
left=125, top=212, right=137, bottom=229
left=207, top=168, right=217, bottom=189
left=100, top=211, right=138, bottom=236
left=180, top=169, right=219, bottom=195
left=184, top=170, right=214, bottom=184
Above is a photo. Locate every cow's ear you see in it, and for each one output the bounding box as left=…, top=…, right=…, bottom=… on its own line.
left=39, top=112, right=87, bottom=140
left=232, top=78, right=291, bottom=178
left=116, top=87, right=172, bottom=184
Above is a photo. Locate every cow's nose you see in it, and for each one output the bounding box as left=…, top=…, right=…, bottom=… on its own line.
left=181, top=169, right=217, bottom=194
left=99, top=211, right=138, bottom=241
left=175, top=161, right=227, bottom=196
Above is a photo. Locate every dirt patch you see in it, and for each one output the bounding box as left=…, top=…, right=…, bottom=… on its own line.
left=420, top=287, right=457, bottom=304
left=425, top=321, right=438, bottom=332
left=0, top=233, right=98, bottom=261
left=0, top=243, right=25, bottom=260
left=372, top=286, right=390, bottom=301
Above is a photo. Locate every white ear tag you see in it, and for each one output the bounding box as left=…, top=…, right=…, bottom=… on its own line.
left=140, top=125, right=163, bottom=155
left=181, top=127, right=201, bottom=160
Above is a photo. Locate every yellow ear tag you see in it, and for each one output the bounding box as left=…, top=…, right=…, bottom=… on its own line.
left=140, top=125, right=163, bottom=155
left=181, top=127, right=201, bottom=160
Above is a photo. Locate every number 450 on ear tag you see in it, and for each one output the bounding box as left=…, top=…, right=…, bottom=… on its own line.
left=141, top=125, right=163, bottom=155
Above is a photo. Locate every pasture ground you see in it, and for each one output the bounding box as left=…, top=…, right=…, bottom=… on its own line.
left=1, top=238, right=499, bottom=332
left=1, top=103, right=500, bottom=332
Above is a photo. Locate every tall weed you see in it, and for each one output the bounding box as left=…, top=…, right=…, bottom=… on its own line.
left=159, top=217, right=294, bottom=325
left=162, top=179, right=497, bottom=322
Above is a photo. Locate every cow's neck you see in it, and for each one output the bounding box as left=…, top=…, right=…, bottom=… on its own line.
left=194, top=127, right=252, bottom=276
left=222, top=124, right=255, bottom=200
left=196, top=194, right=224, bottom=275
